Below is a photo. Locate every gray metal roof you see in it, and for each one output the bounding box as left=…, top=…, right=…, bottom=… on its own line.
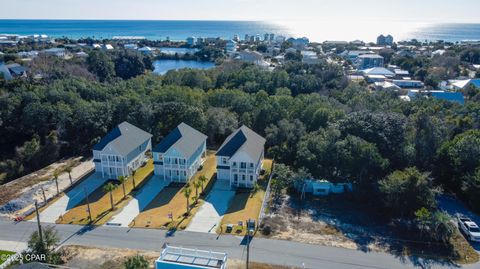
left=93, top=121, right=152, bottom=156
left=153, top=122, right=207, bottom=158
left=216, top=125, right=265, bottom=161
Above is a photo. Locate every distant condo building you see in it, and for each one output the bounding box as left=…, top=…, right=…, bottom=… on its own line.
left=377, top=34, right=394, bottom=46
left=225, top=40, right=237, bottom=54
left=186, top=36, right=195, bottom=46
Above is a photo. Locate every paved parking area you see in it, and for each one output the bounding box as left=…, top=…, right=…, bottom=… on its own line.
left=37, top=173, right=108, bottom=223
left=186, top=180, right=235, bottom=233
left=107, top=176, right=170, bottom=227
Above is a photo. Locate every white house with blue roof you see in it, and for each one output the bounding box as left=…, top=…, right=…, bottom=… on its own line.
left=153, top=123, right=207, bottom=183
left=92, top=121, right=152, bottom=179
left=216, top=125, right=266, bottom=188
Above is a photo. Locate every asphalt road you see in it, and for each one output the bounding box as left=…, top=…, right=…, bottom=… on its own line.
left=1, top=219, right=479, bottom=269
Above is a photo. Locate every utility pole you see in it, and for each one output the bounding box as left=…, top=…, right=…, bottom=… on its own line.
left=84, top=187, right=92, bottom=222
left=246, top=219, right=250, bottom=269
left=34, top=200, right=43, bottom=246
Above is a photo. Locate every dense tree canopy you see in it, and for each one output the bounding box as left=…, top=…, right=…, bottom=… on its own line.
left=0, top=51, right=479, bottom=218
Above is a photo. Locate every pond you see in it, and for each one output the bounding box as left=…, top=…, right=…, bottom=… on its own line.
left=153, top=60, right=215, bottom=75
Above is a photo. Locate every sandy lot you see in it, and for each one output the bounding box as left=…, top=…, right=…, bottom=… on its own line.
left=0, top=157, right=94, bottom=219
left=61, top=245, right=297, bottom=269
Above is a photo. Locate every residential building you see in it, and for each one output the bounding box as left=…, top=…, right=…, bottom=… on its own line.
left=42, top=48, right=66, bottom=58
left=196, top=37, right=205, bottom=45
left=92, top=122, right=152, bottom=179
left=339, top=50, right=373, bottom=61
left=153, top=123, right=207, bottom=183
left=138, top=46, right=153, bottom=55
left=186, top=36, right=195, bottom=46
left=225, top=40, right=237, bottom=54
left=392, top=79, right=424, bottom=88
left=124, top=44, right=138, bottom=50
left=75, top=51, right=88, bottom=58
left=301, top=50, right=319, bottom=64
left=373, top=81, right=402, bottom=91
left=102, top=44, right=114, bottom=50
left=356, top=54, right=384, bottom=70
left=289, top=37, right=309, bottom=50
left=237, top=50, right=269, bottom=67
left=450, top=79, right=480, bottom=90
left=216, top=125, right=266, bottom=188
left=361, top=67, right=395, bottom=77
left=155, top=245, right=227, bottom=269
left=275, top=35, right=286, bottom=43
left=295, top=179, right=353, bottom=196
left=407, top=90, right=465, bottom=105
left=0, top=63, right=27, bottom=80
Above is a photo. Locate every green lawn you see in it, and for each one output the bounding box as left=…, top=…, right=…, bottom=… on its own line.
left=0, top=250, right=15, bottom=265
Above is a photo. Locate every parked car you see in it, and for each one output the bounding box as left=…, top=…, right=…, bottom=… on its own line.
left=457, top=215, right=480, bottom=242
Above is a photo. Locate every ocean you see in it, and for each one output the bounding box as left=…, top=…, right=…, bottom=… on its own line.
left=0, top=20, right=479, bottom=43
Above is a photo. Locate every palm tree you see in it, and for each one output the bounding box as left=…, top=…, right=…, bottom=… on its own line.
left=103, top=182, right=117, bottom=210
left=194, top=181, right=202, bottom=201
left=53, top=170, right=60, bottom=195
left=182, top=187, right=192, bottom=214
left=124, top=255, right=149, bottom=269
left=199, top=175, right=207, bottom=194
left=118, top=175, right=127, bottom=199
left=64, top=166, right=73, bottom=185
left=131, top=170, right=137, bottom=189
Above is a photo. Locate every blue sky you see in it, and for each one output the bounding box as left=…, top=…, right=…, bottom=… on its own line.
left=1, top=0, right=479, bottom=22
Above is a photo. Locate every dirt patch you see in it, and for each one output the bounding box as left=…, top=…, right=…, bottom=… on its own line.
left=61, top=245, right=158, bottom=269
left=60, top=245, right=297, bottom=269
left=260, top=194, right=389, bottom=251
left=0, top=157, right=93, bottom=219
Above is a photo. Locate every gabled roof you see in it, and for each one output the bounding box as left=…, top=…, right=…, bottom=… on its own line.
left=362, top=67, right=395, bottom=76
left=451, top=79, right=480, bottom=89
left=216, top=125, right=266, bottom=161
left=153, top=123, right=207, bottom=158
left=358, top=54, right=384, bottom=59
left=93, top=121, right=152, bottom=156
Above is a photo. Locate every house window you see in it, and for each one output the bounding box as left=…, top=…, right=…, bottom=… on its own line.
left=241, top=162, right=246, bottom=169
left=250, top=163, right=254, bottom=168
left=176, top=171, right=179, bottom=176
left=232, top=162, right=237, bottom=167
left=250, top=176, right=253, bottom=181
left=222, top=158, right=227, bottom=164
left=159, top=155, right=163, bottom=161
left=174, top=158, right=178, bottom=164
left=234, top=174, right=238, bottom=181
left=184, top=171, right=186, bottom=176
left=242, top=175, right=246, bottom=180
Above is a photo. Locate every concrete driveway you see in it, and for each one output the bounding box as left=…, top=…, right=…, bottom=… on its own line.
left=37, top=173, right=108, bottom=223
left=186, top=180, right=235, bottom=233
left=438, top=195, right=480, bottom=253
left=107, top=176, right=170, bottom=227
